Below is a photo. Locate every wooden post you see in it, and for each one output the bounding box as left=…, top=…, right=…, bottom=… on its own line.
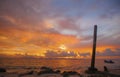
left=90, top=25, right=97, bottom=70
left=86, top=25, right=98, bottom=73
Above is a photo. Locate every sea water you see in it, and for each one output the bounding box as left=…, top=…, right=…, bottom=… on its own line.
left=0, top=58, right=120, bottom=74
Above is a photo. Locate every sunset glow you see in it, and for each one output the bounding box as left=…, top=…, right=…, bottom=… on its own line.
left=59, top=45, right=67, bottom=50
left=0, top=0, right=120, bottom=58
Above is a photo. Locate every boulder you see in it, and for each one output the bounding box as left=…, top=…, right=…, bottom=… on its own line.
left=0, top=68, right=6, bottom=72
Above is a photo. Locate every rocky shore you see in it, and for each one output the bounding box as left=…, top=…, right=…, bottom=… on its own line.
left=0, top=67, right=120, bottom=77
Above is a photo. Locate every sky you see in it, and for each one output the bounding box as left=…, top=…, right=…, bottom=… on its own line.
left=0, top=0, right=120, bottom=58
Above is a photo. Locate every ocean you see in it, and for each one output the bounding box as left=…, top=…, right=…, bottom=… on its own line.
left=0, top=58, right=120, bottom=74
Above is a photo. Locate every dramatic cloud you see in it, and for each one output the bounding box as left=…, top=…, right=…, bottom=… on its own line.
left=44, top=50, right=77, bottom=58
left=0, top=0, right=120, bottom=58
left=97, top=48, right=120, bottom=56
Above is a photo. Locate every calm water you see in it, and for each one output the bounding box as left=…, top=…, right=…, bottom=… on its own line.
left=0, top=58, right=120, bottom=73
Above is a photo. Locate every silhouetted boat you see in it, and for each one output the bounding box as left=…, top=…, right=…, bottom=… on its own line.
left=104, top=60, right=114, bottom=63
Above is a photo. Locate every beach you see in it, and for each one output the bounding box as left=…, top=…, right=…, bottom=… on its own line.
left=0, top=69, right=120, bottom=77
left=0, top=58, right=120, bottom=77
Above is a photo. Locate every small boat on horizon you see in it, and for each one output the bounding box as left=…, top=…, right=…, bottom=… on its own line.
left=104, top=60, right=115, bottom=64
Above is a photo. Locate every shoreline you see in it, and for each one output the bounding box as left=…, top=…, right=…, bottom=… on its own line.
left=0, top=67, right=120, bottom=77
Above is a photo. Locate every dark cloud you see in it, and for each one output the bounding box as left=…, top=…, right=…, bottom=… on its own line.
left=57, top=18, right=79, bottom=30
left=79, top=52, right=90, bottom=57
left=0, top=16, right=24, bottom=31
left=45, top=50, right=92, bottom=58
left=0, top=53, right=38, bottom=58
left=0, top=0, right=53, bottom=32
left=97, top=48, right=120, bottom=56
left=44, top=50, right=77, bottom=58
left=97, top=31, right=120, bottom=47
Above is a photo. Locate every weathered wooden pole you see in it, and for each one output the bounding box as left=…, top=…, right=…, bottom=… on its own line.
left=86, top=25, right=98, bottom=73
left=90, top=25, right=97, bottom=70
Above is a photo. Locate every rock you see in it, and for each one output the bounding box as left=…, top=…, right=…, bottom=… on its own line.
left=0, top=68, right=6, bottom=73
left=62, top=71, right=80, bottom=77
left=38, top=67, right=61, bottom=75
left=55, top=70, right=61, bottom=73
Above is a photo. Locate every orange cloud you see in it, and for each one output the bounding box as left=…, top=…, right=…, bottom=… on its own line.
left=0, top=27, right=119, bottom=58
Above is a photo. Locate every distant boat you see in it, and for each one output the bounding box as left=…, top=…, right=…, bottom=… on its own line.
left=104, top=60, right=114, bottom=63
